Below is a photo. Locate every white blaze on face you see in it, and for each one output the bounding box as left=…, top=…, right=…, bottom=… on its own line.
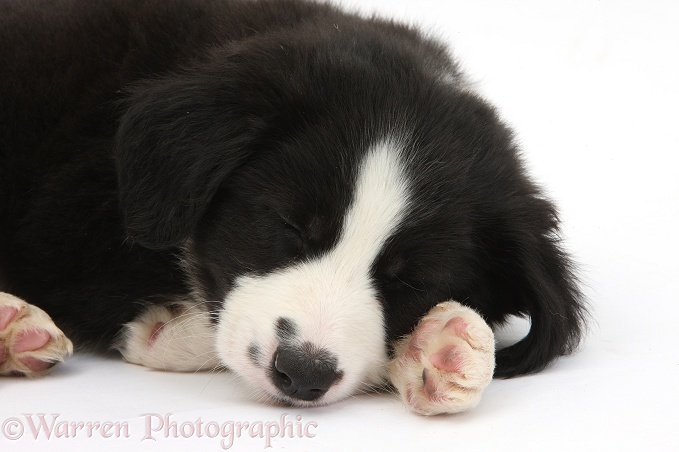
left=216, top=140, right=411, bottom=405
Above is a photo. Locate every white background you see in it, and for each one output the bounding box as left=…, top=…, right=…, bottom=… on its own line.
left=2, top=1, right=678, bottom=450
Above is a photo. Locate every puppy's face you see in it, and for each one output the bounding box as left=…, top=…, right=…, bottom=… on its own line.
left=184, top=123, right=477, bottom=405
left=187, top=136, right=397, bottom=404
left=116, top=34, right=487, bottom=406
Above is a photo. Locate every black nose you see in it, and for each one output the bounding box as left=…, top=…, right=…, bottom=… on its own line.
left=270, top=344, right=342, bottom=401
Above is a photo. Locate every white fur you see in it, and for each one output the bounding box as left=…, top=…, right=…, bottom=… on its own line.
left=117, top=301, right=221, bottom=372
left=216, top=140, right=411, bottom=405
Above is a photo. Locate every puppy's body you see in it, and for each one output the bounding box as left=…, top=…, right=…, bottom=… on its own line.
left=0, top=0, right=586, bottom=413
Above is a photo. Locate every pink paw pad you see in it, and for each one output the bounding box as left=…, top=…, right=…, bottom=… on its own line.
left=10, top=329, right=56, bottom=372
left=147, top=322, right=166, bottom=348
left=0, top=307, right=19, bottom=332
left=13, top=329, right=51, bottom=353
left=444, top=317, right=469, bottom=338
left=405, top=319, right=440, bottom=359
left=430, top=345, right=464, bottom=374
left=19, top=356, right=56, bottom=372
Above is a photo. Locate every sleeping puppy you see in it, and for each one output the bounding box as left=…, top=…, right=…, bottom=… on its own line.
left=0, top=0, right=587, bottom=415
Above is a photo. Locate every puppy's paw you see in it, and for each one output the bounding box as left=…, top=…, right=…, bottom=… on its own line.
left=389, top=301, right=495, bottom=415
left=0, top=292, right=73, bottom=377
left=116, top=302, right=221, bottom=372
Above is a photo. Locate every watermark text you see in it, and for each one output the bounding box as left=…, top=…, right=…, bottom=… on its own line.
left=2, top=413, right=318, bottom=449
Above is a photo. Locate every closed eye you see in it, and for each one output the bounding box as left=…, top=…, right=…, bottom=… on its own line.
left=276, top=211, right=305, bottom=257
left=393, top=274, right=426, bottom=292
left=380, top=256, right=426, bottom=292
left=277, top=212, right=303, bottom=239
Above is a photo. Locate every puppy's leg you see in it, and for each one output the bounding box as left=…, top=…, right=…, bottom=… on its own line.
left=116, top=301, right=221, bottom=372
left=0, top=292, right=73, bottom=376
left=389, top=301, right=495, bottom=415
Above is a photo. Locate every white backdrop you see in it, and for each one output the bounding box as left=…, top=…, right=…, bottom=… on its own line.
left=2, top=1, right=678, bottom=450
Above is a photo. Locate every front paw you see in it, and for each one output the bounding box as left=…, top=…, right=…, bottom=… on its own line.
left=115, top=302, right=221, bottom=372
left=0, top=292, right=73, bottom=377
left=389, top=301, right=495, bottom=415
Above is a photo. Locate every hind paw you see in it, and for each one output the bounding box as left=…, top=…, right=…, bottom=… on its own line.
left=0, top=292, right=73, bottom=377
left=389, top=301, right=495, bottom=415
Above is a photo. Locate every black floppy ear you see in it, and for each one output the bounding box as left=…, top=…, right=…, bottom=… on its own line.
left=114, top=69, right=259, bottom=249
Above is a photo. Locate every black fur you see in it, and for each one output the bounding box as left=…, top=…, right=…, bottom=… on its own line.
left=0, top=0, right=586, bottom=378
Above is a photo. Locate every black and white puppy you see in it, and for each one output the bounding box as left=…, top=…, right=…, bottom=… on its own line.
left=0, top=0, right=587, bottom=415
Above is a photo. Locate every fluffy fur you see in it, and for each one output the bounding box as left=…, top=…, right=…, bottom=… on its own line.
left=0, top=0, right=587, bottom=411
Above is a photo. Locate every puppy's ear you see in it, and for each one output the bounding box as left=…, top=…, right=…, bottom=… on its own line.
left=114, top=68, right=261, bottom=249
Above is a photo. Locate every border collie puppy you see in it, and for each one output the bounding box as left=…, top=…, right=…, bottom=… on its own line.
left=0, top=0, right=587, bottom=415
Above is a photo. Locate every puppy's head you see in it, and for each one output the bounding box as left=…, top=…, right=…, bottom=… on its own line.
left=115, top=27, right=508, bottom=405
left=201, top=139, right=411, bottom=405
